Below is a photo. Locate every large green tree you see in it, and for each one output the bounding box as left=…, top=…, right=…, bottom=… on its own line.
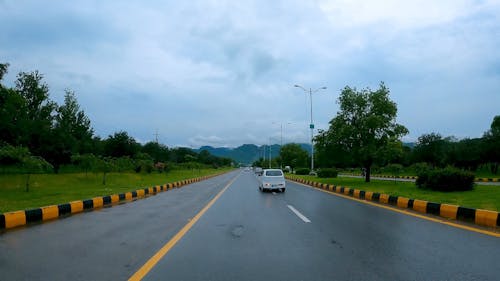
left=103, top=131, right=141, bottom=158
left=14, top=70, right=56, bottom=158
left=142, top=141, right=170, bottom=163
left=482, top=115, right=500, bottom=174
left=279, top=143, right=309, bottom=170
left=317, top=83, right=408, bottom=182
left=49, top=90, right=94, bottom=170
left=412, top=133, right=452, bottom=168
left=1, top=64, right=28, bottom=146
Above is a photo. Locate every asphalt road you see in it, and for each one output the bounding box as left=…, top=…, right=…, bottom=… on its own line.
left=1, top=170, right=499, bottom=281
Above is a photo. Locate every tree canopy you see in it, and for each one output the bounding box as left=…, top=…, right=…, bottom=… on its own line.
left=315, top=83, right=408, bottom=182
left=0, top=63, right=232, bottom=174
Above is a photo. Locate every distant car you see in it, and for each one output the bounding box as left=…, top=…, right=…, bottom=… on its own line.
left=254, top=167, right=263, bottom=176
left=259, top=169, right=286, bottom=192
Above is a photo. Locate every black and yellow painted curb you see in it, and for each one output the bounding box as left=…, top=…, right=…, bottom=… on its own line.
left=0, top=173, right=226, bottom=231
left=341, top=173, right=500, bottom=183
left=475, top=177, right=500, bottom=182
left=286, top=176, right=500, bottom=228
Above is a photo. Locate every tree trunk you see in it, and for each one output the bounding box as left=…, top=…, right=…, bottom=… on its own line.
left=25, top=173, right=31, bottom=192
left=365, top=165, right=371, bottom=182
left=102, top=172, right=107, bottom=185
left=491, top=162, right=498, bottom=175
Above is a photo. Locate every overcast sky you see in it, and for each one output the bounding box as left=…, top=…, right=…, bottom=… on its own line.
left=1, top=0, right=499, bottom=148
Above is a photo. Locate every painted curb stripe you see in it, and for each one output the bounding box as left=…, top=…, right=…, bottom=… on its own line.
left=25, top=209, right=42, bottom=223
left=388, top=196, right=398, bottom=206
left=103, top=196, right=112, bottom=205
left=457, top=207, right=475, bottom=223
left=286, top=176, right=499, bottom=229
left=4, top=211, right=26, bottom=229
left=83, top=199, right=93, bottom=210
left=440, top=204, right=458, bottom=220
left=0, top=214, right=5, bottom=229
left=427, top=202, right=441, bottom=216
left=475, top=209, right=498, bottom=227
left=359, top=190, right=365, bottom=199
left=93, top=197, right=104, bottom=208
left=70, top=201, right=83, bottom=213
left=41, top=205, right=59, bottom=221
left=58, top=203, right=71, bottom=216
left=0, top=173, right=229, bottom=230
left=379, top=194, right=389, bottom=204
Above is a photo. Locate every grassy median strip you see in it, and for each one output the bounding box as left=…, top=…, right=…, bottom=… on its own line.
left=291, top=175, right=500, bottom=212
left=0, top=168, right=232, bottom=213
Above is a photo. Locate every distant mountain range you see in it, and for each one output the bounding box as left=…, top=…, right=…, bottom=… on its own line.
left=194, top=142, right=414, bottom=164
left=193, top=143, right=311, bottom=164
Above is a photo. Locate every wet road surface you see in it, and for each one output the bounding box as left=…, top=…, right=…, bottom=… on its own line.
left=1, top=170, right=499, bottom=280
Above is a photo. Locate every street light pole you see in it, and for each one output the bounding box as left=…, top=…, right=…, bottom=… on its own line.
left=294, top=84, right=327, bottom=173
left=272, top=122, right=286, bottom=169
left=269, top=137, right=272, bottom=168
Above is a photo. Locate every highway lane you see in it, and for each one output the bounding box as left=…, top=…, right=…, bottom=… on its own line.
left=142, top=170, right=499, bottom=281
left=1, top=170, right=499, bottom=280
left=0, top=171, right=239, bottom=281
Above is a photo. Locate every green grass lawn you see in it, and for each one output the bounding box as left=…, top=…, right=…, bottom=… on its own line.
left=0, top=168, right=232, bottom=213
left=290, top=175, right=500, bottom=212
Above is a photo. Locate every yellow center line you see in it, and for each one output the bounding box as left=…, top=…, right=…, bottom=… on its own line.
left=128, top=173, right=240, bottom=281
left=291, top=180, right=500, bottom=238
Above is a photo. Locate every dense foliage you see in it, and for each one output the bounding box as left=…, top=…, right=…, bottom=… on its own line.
left=416, top=167, right=475, bottom=191
left=315, top=83, right=408, bottom=182
left=316, top=168, right=338, bottom=178
left=310, top=82, right=499, bottom=182
left=295, top=168, right=310, bottom=175
left=0, top=63, right=232, bottom=176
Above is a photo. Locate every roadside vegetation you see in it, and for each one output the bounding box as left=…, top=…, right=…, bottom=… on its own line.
left=255, top=84, right=499, bottom=184
left=0, top=168, right=231, bottom=213
left=0, top=63, right=234, bottom=212
left=290, top=175, right=500, bottom=212
left=253, top=83, right=499, bottom=211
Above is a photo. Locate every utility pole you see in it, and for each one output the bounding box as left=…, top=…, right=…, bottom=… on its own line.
left=154, top=129, right=159, bottom=144
left=294, top=85, right=327, bottom=173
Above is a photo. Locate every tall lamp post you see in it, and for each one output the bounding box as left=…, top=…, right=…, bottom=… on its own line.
left=273, top=121, right=291, bottom=169
left=294, top=84, right=327, bottom=173
left=269, top=137, right=272, bottom=168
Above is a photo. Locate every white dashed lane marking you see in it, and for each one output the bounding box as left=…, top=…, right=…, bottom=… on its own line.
left=287, top=205, right=311, bottom=223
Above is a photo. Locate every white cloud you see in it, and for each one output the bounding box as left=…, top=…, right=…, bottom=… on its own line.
left=1, top=0, right=499, bottom=148
left=318, top=0, right=473, bottom=29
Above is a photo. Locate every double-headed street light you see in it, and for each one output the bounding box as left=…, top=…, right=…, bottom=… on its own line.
left=294, top=84, right=327, bottom=173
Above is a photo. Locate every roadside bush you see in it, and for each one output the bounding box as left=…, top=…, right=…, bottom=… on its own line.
left=317, top=168, right=338, bottom=178
left=135, top=160, right=153, bottom=173
left=295, top=168, right=310, bottom=175
left=410, top=162, right=432, bottom=175
left=383, top=163, right=404, bottom=176
left=416, top=166, right=475, bottom=191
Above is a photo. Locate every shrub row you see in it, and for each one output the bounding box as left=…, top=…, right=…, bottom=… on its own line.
left=416, top=167, right=475, bottom=191
left=295, top=168, right=310, bottom=175
left=317, top=168, right=338, bottom=178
